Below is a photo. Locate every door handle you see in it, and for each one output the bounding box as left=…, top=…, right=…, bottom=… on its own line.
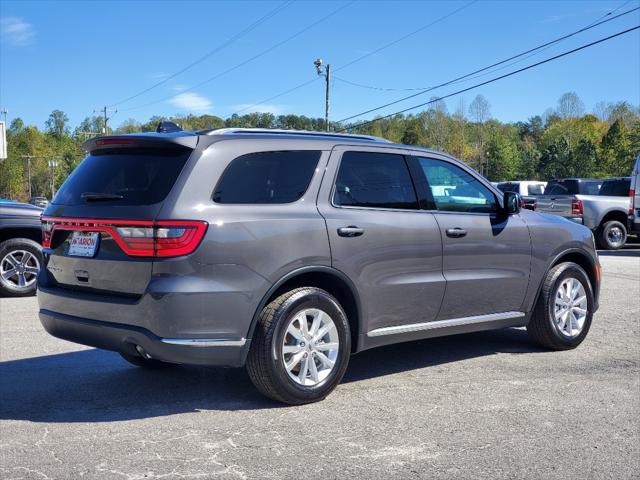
left=446, top=228, right=467, bottom=238
left=337, top=226, right=364, bottom=238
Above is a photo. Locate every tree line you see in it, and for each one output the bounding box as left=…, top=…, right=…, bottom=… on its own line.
left=1, top=92, right=638, bottom=201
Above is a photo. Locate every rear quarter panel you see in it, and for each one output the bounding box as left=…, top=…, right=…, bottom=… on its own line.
left=153, top=139, right=332, bottom=337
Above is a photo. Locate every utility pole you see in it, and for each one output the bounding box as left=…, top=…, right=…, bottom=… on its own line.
left=314, top=59, right=330, bottom=132
left=0, top=109, right=7, bottom=123
left=48, top=158, right=59, bottom=199
left=94, top=106, right=117, bottom=134
left=21, top=155, right=34, bottom=199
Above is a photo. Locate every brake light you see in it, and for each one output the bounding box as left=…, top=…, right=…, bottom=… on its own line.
left=41, top=218, right=208, bottom=258
left=630, top=189, right=635, bottom=216
left=95, top=138, right=136, bottom=146
left=571, top=199, right=583, bottom=216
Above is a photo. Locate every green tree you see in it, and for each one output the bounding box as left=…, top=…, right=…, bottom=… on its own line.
left=45, top=110, right=69, bottom=136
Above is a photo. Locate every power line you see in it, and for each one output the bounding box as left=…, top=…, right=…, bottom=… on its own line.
left=230, top=0, right=477, bottom=116
left=107, top=1, right=293, bottom=108
left=336, top=26, right=640, bottom=132
left=335, top=5, right=640, bottom=123
left=332, top=3, right=639, bottom=96
left=120, top=1, right=354, bottom=113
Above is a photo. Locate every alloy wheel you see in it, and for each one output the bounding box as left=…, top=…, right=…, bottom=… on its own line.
left=553, top=277, right=588, bottom=338
left=281, top=308, right=340, bottom=387
left=0, top=250, right=40, bottom=291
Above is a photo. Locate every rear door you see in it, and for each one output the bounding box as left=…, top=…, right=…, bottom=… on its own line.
left=42, top=144, right=193, bottom=295
left=408, top=155, right=531, bottom=320
left=316, top=146, right=445, bottom=334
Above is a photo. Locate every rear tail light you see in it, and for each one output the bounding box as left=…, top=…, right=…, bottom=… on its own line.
left=571, top=199, right=583, bottom=216
left=41, top=218, right=208, bottom=258
left=630, top=189, right=635, bottom=216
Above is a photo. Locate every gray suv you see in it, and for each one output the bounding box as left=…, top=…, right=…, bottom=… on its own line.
left=38, top=128, right=601, bottom=404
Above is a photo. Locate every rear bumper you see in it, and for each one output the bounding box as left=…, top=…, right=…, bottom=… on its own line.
left=39, top=309, right=250, bottom=367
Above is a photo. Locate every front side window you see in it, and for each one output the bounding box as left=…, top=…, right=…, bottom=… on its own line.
left=333, top=151, right=419, bottom=210
left=213, top=150, right=320, bottom=204
left=415, top=157, right=497, bottom=213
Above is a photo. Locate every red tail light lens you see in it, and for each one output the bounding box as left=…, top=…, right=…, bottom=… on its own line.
left=630, top=189, right=635, bottom=216
left=41, top=218, right=208, bottom=258
left=571, top=199, right=583, bottom=216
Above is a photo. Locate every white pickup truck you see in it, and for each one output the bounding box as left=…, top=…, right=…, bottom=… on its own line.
left=536, top=177, right=632, bottom=250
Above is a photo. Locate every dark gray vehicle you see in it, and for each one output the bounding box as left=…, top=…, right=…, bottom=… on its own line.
left=38, top=128, right=601, bottom=404
left=0, top=201, right=43, bottom=296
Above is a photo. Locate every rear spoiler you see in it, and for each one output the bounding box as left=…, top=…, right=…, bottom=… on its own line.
left=82, top=133, right=198, bottom=154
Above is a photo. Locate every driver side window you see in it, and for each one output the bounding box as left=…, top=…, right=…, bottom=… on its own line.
left=415, top=157, right=497, bottom=214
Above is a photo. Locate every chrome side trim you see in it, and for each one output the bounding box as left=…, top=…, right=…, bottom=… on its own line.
left=160, top=338, right=246, bottom=347
left=367, top=311, right=525, bottom=337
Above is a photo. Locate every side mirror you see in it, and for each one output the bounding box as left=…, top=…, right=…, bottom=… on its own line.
left=503, top=191, right=521, bottom=215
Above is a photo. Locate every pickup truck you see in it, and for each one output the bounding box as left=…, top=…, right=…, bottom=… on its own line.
left=536, top=178, right=631, bottom=250
left=0, top=201, right=43, bottom=296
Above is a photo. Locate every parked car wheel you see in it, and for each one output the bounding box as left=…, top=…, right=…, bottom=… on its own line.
left=598, top=220, right=627, bottom=250
left=119, top=351, right=176, bottom=369
left=247, top=287, right=351, bottom=405
left=527, top=262, right=594, bottom=350
left=0, top=238, right=42, bottom=297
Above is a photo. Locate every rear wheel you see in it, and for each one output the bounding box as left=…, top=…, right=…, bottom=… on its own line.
left=0, top=238, right=42, bottom=297
left=247, top=287, right=351, bottom=405
left=598, top=220, right=627, bottom=250
left=527, top=262, right=594, bottom=350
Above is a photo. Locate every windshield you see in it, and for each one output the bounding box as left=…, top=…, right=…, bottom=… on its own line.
left=526, top=184, right=545, bottom=195
left=53, top=148, right=190, bottom=206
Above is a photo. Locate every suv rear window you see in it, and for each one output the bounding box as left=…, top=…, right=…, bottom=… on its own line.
left=599, top=179, right=630, bottom=196
left=53, top=148, right=190, bottom=206
left=213, top=150, right=320, bottom=204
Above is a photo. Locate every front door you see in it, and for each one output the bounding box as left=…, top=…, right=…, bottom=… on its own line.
left=409, top=155, right=532, bottom=320
left=316, top=147, right=445, bottom=334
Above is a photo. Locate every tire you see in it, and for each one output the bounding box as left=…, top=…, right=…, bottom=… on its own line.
left=598, top=220, right=627, bottom=250
left=119, top=351, right=175, bottom=369
left=246, top=287, right=351, bottom=405
left=0, top=238, right=43, bottom=297
left=527, top=262, right=594, bottom=350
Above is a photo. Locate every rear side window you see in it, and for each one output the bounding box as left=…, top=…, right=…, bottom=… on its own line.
left=53, top=148, right=190, bottom=206
left=333, top=151, right=418, bottom=210
left=599, top=179, right=630, bottom=196
left=213, top=151, right=320, bottom=204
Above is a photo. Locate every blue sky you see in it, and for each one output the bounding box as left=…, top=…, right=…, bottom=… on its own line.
left=1, top=0, right=639, bottom=129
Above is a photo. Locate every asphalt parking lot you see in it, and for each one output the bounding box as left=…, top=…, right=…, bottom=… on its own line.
left=1, top=247, right=639, bottom=480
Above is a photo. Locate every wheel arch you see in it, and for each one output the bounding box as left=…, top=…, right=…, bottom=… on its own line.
left=599, top=209, right=628, bottom=229
left=247, top=266, right=363, bottom=353
left=0, top=226, right=42, bottom=245
left=531, top=248, right=599, bottom=315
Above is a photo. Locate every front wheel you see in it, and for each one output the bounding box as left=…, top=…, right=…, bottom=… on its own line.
left=246, top=287, right=351, bottom=405
left=0, top=238, right=42, bottom=297
left=527, top=262, right=594, bottom=350
left=598, top=220, right=627, bottom=250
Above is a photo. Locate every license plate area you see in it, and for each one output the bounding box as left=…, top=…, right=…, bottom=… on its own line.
left=67, top=232, right=100, bottom=258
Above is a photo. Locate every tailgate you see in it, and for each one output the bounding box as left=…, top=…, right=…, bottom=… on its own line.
left=41, top=140, right=194, bottom=296
left=535, top=195, right=576, bottom=218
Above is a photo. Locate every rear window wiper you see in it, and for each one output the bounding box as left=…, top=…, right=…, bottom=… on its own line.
left=81, top=192, right=124, bottom=201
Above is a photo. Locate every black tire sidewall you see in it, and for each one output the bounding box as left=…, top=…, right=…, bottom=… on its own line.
left=0, top=238, right=43, bottom=297
left=544, top=264, right=594, bottom=348
left=268, top=289, right=351, bottom=402
left=599, top=221, right=627, bottom=250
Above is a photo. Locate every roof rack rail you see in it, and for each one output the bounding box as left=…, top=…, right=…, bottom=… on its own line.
left=196, top=128, right=391, bottom=143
